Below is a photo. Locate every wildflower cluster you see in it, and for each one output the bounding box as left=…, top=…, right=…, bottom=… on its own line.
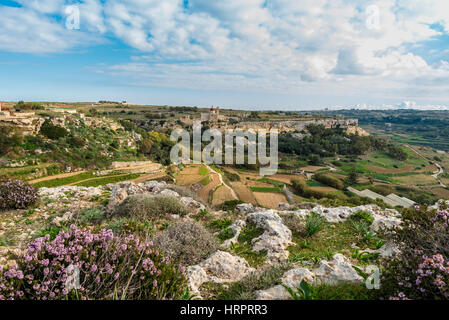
left=379, top=206, right=449, bottom=300
left=431, top=210, right=449, bottom=228
left=388, top=253, right=449, bottom=300
left=0, top=178, right=38, bottom=210
left=0, top=225, right=186, bottom=300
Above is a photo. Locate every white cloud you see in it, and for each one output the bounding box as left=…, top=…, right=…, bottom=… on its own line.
left=1, top=0, right=449, bottom=105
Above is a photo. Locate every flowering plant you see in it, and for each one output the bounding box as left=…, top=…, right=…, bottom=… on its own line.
left=0, top=225, right=186, bottom=300
left=380, top=206, right=449, bottom=300
left=0, top=178, right=38, bottom=210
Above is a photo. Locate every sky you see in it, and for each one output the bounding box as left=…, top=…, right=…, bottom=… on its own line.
left=0, top=0, right=449, bottom=110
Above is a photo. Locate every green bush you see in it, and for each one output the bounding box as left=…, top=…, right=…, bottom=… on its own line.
left=219, top=200, right=242, bottom=211
left=349, top=210, right=374, bottom=225
left=40, top=120, right=68, bottom=140
left=305, top=213, right=324, bottom=236
left=154, top=221, right=218, bottom=266
left=313, top=173, right=344, bottom=190
left=114, top=194, right=188, bottom=220
left=0, top=125, right=22, bottom=156
left=291, top=178, right=341, bottom=200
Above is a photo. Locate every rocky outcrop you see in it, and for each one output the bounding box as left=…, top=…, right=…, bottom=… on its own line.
left=39, top=186, right=104, bottom=201
left=106, top=181, right=167, bottom=212
left=291, top=204, right=401, bottom=230
left=187, top=251, right=255, bottom=297
left=256, top=254, right=363, bottom=300
left=236, top=203, right=255, bottom=215
left=106, top=181, right=205, bottom=214
left=247, top=210, right=294, bottom=263
left=314, top=254, right=363, bottom=285
left=221, top=220, right=246, bottom=249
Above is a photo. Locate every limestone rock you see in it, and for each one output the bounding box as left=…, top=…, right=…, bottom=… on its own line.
left=221, top=220, right=246, bottom=249
left=186, top=251, right=255, bottom=298
left=247, top=210, right=293, bottom=263
left=313, top=254, right=363, bottom=285
left=236, top=203, right=255, bottom=215
left=199, top=251, right=255, bottom=282
left=159, top=189, right=180, bottom=198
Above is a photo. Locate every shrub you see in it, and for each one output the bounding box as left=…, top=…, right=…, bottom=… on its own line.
left=305, top=213, right=324, bottom=237
left=0, top=226, right=186, bottom=300
left=40, top=120, right=68, bottom=140
left=0, top=125, right=22, bottom=156
left=282, top=213, right=304, bottom=234
left=379, top=206, right=449, bottom=300
left=291, top=178, right=341, bottom=200
left=313, top=173, right=344, bottom=190
left=210, top=263, right=292, bottom=300
left=349, top=210, right=374, bottom=225
left=219, top=200, right=242, bottom=211
left=75, top=207, right=105, bottom=226
left=0, top=179, right=38, bottom=210
left=154, top=221, right=218, bottom=266
left=114, top=194, right=188, bottom=220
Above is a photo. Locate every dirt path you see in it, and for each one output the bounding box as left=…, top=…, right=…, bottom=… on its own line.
left=29, top=171, right=87, bottom=184
left=29, top=162, right=164, bottom=185
left=406, top=144, right=446, bottom=187
left=205, top=165, right=238, bottom=200
left=131, top=172, right=167, bottom=183
left=66, top=173, right=132, bottom=186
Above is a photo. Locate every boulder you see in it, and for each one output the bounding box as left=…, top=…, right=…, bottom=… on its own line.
left=256, top=268, right=315, bottom=300
left=236, top=203, right=255, bottom=215
left=199, top=251, right=255, bottom=282
left=186, top=251, right=255, bottom=298
left=159, top=189, right=180, bottom=198
left=247, top=210, right=293, bottom=263
left=221, top=220, right=246, bottom=249
left=313, top=254, right=363, bottom=285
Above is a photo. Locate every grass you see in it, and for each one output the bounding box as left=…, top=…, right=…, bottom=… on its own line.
left=305, top=213, right=325, bottom=236
left=227, top=223, right=267, bottom=268
left=33, top=172, right=95, bottom=188
left=306, top=180, right=327, bottom=187
left=200, top=176, right=211, bottom=186
left=198, top=166, right=209, bottom=175
left=288, top=219, right=381, bottom=266
left=201, top=263, right=292, bottom=300
left=285, top=282, right=377, bottom=300
left=249, top=186, right=283, bottom=193
left=75, top=173, right=140, bottom=187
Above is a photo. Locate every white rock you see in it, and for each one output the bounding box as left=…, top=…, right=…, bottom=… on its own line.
left=313, top=254, right=363, bottom=285
left=376, top=242, right=400, bottom=258
left=246, top=210, right=293, bottom=263
left=256, top=268, right=315, bottom=300
left=180, top=197, right=205, bottom=212
left=186, top=251, right=255, bottom=298
left=199, top=251, right=255, bottom=282
left=255, top=285, right=291, bottom=300
left=221, top=220, right=246, bottom=249
left=186, top=265, right=209, bottom=297
left=159, top=189, right=180, bottom=198
left=282, top=268, right=315, bottom=288
left=236, top=203, right=255, bottom=214
left=247, top=210, right=283, bottom=227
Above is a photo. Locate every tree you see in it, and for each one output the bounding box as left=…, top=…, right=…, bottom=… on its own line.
left=346, top=171, right=360, bottom=185
left=40, top=120, right=68, bottom=140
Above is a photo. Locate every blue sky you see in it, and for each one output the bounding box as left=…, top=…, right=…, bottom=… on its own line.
left=0, top=0, right=449, bottom=110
